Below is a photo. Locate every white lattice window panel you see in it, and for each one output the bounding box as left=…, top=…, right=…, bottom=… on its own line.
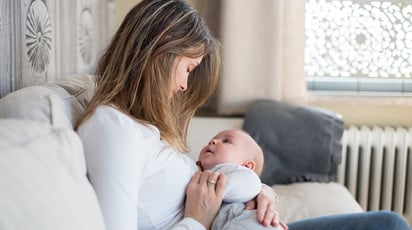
left=305, top=0, right=412, bottom=94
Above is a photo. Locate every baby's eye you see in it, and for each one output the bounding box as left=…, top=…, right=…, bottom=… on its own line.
left=222, top=138, right=230, bottom=143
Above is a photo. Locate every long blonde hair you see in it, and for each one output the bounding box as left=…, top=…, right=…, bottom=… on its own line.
left=76, top=0, right=221, bottom=153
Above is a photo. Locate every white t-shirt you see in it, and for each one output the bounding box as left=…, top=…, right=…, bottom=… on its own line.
left=78, top=105, right=204, bottom=230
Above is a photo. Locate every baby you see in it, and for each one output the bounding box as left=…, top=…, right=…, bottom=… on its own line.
left=197, top=129, right=264, bottom=203
left=197, top=129, right=282, bottom=230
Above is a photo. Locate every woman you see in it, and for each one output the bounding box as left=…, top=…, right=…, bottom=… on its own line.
left=76, top=0, right=282, bottom=229
left=77, top=0, right=410, bottom=230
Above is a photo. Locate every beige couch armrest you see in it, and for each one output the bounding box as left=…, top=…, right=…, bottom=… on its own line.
left=273, top=182, right=364, bottom=224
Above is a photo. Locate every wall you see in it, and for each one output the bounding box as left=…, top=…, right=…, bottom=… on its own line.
left=0, top=0, right=114, bottom=97
left=309, top=96, right=412, bottom=126
left=114, top=0, right=139, bottom=28
left=114, top=0, right=203, bottom=27
left=112, top=0, right=412, bottom=126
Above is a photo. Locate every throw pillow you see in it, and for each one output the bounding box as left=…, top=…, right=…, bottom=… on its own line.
left=243, top=99, right=344, bottom=185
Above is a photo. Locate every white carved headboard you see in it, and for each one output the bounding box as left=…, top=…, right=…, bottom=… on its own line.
left=0, top=0, right=115, bottom=97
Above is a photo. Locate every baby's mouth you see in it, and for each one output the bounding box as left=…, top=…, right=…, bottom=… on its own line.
left=204, top=147, right=214, bottom=154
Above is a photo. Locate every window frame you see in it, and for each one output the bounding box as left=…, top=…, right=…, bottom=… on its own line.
left=304, top=0, right=412, bottom=96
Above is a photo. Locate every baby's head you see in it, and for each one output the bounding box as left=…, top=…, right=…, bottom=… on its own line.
left=197, top=129, right=264, bottom=175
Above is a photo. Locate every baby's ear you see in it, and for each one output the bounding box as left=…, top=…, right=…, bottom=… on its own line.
left=242, top=160, right=256, bottom=170
left=196, top=161, right=204, bottom=171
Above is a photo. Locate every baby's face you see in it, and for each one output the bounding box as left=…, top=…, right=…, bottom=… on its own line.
left=198, top=130, right=252, bottom=170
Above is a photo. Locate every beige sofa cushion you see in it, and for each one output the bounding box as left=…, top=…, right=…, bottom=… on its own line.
left=273, top=182, right=364, bottom=224
left=52, top=74, right=95, bottom=110
left=0, top=74, right=94, bottom=129
left=0, top=119, right=105, bottom=230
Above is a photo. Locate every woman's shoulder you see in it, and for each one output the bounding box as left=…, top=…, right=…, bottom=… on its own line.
left=79, top=105, right=160, bottom=139
left=94, top=105, right=139, bottom=124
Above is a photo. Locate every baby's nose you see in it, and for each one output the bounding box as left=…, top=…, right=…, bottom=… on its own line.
left=209, top=139, right=217, bottom=145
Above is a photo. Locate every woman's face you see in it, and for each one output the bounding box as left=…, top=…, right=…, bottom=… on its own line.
left=170, top=55, right=203, bottom=97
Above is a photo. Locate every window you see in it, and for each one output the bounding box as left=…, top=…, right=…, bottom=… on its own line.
left=305, top=0, right=412, bottom=96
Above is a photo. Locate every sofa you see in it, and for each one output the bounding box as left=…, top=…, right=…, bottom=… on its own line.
left=0, top=74, right=363, bottom=229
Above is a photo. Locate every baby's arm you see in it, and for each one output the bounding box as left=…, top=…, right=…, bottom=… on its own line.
left=212, top=163, right=261, bottom=203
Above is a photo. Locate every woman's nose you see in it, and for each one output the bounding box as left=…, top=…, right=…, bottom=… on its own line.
left=179, top=84, right=187, bottom=92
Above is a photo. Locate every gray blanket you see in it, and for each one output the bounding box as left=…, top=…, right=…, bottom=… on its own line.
left=212, top=203, right=282, bottom=230
left=242, top=100, right=344, bottom=185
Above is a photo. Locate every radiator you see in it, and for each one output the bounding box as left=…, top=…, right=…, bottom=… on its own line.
left=338, top=126, right=412, bottom=225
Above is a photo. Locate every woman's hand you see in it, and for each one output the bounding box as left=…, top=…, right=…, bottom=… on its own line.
left=245, top=184, right=288, bottom=230
left=184, top=170, right=226, bottom=229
